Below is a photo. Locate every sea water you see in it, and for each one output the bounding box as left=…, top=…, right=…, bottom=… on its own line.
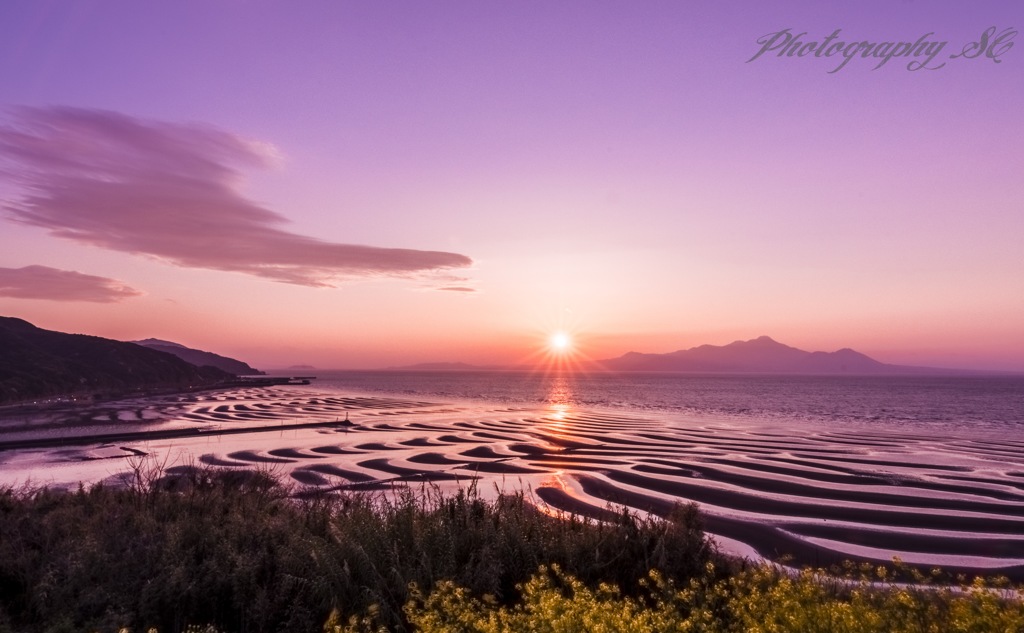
left=4, top=369, right=1024, bottom=575
left=269, top=370, right=1024, bottom=435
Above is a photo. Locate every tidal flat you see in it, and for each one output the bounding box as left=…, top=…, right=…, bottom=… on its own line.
left=2, top=383, right=1023, bottom=581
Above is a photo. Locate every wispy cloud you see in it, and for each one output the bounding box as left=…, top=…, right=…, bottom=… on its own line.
left=0, top=265, right=142, bottom=302
left=437, top=286, right=476, bottom=292
left=0, top=107, right=473, bottom=287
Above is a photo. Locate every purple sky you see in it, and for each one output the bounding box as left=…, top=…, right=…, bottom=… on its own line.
left=1, top=1, right=1022, bottom=370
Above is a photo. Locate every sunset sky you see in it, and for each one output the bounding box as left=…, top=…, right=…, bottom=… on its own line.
left=1, top=1, right=1022, bottom=371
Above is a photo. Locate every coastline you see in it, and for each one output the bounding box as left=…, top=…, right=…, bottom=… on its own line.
left=0, top=375, right=311, bottom=414
left=1, top=381, right=1022, bottom=582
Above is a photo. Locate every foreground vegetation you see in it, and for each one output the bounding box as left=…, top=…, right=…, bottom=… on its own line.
left=0, top=465, right=1021, bottom=633
left=0, top=465, right=710, bottom=633
left=392, top=563, right=1024, bottom=633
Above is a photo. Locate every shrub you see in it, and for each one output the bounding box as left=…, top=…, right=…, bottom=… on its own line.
left=0, top=465, right=711, bottom=633
left=395, top=564, right=1024, bottom=633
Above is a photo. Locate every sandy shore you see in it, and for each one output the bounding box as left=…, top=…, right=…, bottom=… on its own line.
left=1, top=386, right=1023, bottom=580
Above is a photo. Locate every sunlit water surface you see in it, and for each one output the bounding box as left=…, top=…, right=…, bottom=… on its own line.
left=2, top=371, right=1023, bottom=576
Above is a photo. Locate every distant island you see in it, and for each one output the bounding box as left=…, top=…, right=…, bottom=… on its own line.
left=390, top=336, right=984, bottom=375
left=0, top=316, right=234, bottom=405
left=595, top=336, right=945, bottom=374
left=132, top=338, right=264, bottom=376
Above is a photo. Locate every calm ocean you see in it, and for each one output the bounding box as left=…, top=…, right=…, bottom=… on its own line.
left=270, top=370, right=1024, bottom=435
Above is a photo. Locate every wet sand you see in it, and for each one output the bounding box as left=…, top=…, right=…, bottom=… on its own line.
left=1, top=385, right=1023, bottom=579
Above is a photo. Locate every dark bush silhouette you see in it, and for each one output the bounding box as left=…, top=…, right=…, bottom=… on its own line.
left=0, top=464, right=712, bottom=633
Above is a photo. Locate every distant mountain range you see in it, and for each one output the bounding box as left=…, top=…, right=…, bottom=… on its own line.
left=0, top=317, right=233, bottom=405
left=1, top=315, right=991, bottom=408
left=132, top=338, right=263, bottom=376
left=390, top=336, right=977, bottom=375
left=597, top=336, right=938, bottom=374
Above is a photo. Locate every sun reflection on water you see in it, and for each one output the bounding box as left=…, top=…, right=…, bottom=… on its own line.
left=550, top=403, right=569, bottom=420
left=545, top=374, right=575, bottom=421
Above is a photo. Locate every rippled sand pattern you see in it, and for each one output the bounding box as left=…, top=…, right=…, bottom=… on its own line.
left=3, top=387, right=1023, bottom=579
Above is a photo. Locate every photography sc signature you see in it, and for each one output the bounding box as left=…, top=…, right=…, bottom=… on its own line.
left=747, top=27, right=1015, bottom=73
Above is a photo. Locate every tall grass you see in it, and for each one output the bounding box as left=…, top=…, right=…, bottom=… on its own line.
left=5, top=464, right=1019, bottom=632
left=0, top=463, right=711, bottom=633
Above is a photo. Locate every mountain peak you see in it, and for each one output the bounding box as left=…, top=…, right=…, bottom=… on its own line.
left=0, top=316, right=39, bottom=333
left=0, top=317, right=231, bottom=404
left=132, top=339, right=262, bottom=375
left=731, top=335, right=782, bottom=347
left=601, top=336, right=895, bottom=374
left=133, top=338, right=187, bottom=349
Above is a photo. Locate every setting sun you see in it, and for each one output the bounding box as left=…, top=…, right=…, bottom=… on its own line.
left=550, top=331, right=571, bottom=352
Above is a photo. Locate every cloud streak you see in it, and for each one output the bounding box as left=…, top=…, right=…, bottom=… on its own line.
left=0, top=265, right=142, bottom=302
left=0, top=107, right=472, bottom=287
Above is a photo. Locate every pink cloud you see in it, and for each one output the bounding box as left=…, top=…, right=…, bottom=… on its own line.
left=0, top=107, right=472, bottom=287
left=437, top=286, right=476, bottom=292
left=0, top=265, right=142, bottom=302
